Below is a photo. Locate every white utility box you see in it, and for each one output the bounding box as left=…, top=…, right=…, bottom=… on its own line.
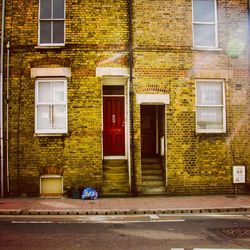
left=233, top=166, right=245, bottom=184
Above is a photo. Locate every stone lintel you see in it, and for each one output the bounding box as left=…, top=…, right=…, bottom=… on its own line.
left=136, top=94, right=170, bottom=105
left=96, top=67, right=129, bottom=77
left=31, top=67, right=71, bottom=78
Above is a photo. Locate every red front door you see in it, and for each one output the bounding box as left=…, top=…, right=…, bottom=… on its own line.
left=103, top=97, right=125, bottom=156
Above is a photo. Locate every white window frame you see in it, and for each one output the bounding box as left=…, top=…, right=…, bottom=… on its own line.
left=192, top=0, right=218, bottom=49
left=195, top=80, right=226, bottom=133
left=35, top=78, right=68, bottom=134
left=38, top=0, right=65, bottom=46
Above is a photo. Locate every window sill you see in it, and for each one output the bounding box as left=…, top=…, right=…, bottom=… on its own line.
left=35, top=45, right=65, bottom=49
left=34, top=133, right=69, bottom=137
left=196, top=130, right=226, bottom=134
left=192, top=47, right=223, bottom=52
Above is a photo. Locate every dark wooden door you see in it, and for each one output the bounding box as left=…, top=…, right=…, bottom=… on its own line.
left=141, top=105, right=156, bottom=157
left=103, top=97, right=125, bottom=156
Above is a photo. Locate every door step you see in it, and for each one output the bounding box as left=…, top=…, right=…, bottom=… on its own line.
left=102, top=160, right=130, bottom=196
left=141, top=157, right=166, bottom=195
left=141, top=186, right=166, bottom=194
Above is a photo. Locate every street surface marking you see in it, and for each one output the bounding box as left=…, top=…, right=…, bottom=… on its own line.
left=76, top=215, right=186, bottom=223
left=194, top=249, right=250, bottom=250
left=102, top=219, right=186, bottom=224
left=11, top=221, right=53, bottom=224
left=9, top=217, right=186, bottom=224
left=149, top=214, right=159, bottom=219
left=160, top=214, right=246, bottom=218
left=185, top=214, right=244, bottom=217
left=171, top=249, right=250, bottom=250
left=158, top=220, right=185, bottom=222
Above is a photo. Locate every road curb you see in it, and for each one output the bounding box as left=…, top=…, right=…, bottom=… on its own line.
left=0, top=207, right=250, bottom=216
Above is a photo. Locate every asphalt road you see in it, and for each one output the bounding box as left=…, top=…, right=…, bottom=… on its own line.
left=0, top=213, right=249, bottom=250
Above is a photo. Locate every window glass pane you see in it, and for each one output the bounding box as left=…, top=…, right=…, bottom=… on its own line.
left=193, top=0, right=215, bottom=22
left=38, top=82, right=51, bottom=103
left=197, top=107, right=223, bottom=130
left=53, top=106, right=66, bottom=129
left=197, top=82, right=223, bottom=105
left=53, top=81, right=65, bottom=103
left=53, top=21, right=64, bottom=44
left=40, top=21, right=52, bottom=44
left=37, top=106, right=51, bottom=129
left=103, top=86, right=124, bottom=95
left=193, top=24, right=215, bottom=47
left=40, top=0, right=52, bottom=19
left=53, top=0, right=64, bottom=19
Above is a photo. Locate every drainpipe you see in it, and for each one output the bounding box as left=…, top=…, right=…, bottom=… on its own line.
left=248, top=1, right=250, bottom=52
left=248, top=1, right=250, bottom=43
left=6, top=41, right=9, bottom=194
left=0, top=0, right=6, bottom=199
left=128, top=0, right=136, bottom=195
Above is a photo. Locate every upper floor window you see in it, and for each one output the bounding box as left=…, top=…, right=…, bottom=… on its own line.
left=196, top=80, right=226, bottom=133
left=39, top=0, right=65, bottom=46
left=35, top=79, right=67, bottom=134
left=192, top=0, right=218, bottom=49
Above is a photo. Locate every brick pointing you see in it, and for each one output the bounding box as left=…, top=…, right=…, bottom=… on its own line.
left=6, top=0, right=129, bottom=196
left=3, top=0, right=250, bottom=196
left=132, top=0, right=250, bottom=194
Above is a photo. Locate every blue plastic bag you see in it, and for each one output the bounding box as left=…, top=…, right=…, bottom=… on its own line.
left=81, top=187, right=98, bottom=200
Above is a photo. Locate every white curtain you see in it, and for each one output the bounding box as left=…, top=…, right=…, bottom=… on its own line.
left=196, top=81, right=223, bottom=130
left=37, top=106, right=51, bottom=129
left=37, top=80, right=66, bottom=130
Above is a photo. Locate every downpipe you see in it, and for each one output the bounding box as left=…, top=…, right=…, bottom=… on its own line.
left=128, top=0, right=136, bottom=196
left=6, top=41, right=9, bottom=194
left=0, top=0, right=6, bottom=199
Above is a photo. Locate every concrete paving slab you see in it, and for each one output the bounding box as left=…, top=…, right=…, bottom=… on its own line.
left=0, top=195, right=249, bottom=215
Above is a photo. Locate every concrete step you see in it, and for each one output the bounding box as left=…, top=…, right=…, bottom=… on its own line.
left=142, top=166, right=162, bottom=172
left=142, top=169, right=162, bottom=175
left=142, top=186, right=166, bottom=194
left=141, top=157, right=166, bottom=195
left=102, top=159, right=129, bottom=196
left=102, top=186, right=130, bottom=194
left=142, top=180, right=165, bottom=187
left=103, top=167, right=128, bottom=174
left=142, top=175, right=163, bottom=181
left=142, top=163, right=161, bottom=169
left=141, top=158, right=161, bottom=164
left=103, top=179, right=129, bottom=186
left=103, top=160, right=127, bottom=167
left=103, top=173, right=128, bottom=180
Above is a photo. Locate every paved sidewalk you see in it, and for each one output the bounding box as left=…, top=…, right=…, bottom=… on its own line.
left=0, top=195, right=250, bottom=215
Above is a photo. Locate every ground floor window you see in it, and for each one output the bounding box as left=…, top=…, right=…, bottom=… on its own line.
left=196, top=80, right=226, bottom=133
left=35, top=78, right=67, bottom=134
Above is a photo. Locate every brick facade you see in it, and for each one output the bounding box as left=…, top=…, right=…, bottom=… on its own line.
left=1, top=0, right=249, bottom=196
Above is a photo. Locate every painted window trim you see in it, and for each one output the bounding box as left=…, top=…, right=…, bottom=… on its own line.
left=38, top=0, right=65, bottom=47
left=192, top=0, right=218, bottom=50
left=35, top=78, right=68, bottom=134
left=195, top=79, right=226, bottom=133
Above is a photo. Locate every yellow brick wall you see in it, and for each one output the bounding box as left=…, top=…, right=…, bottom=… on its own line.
left=6, top=0, right=129, bottom=196
left=132, top=0, right=250, bottom=194
left=4, top=0, right=250, bottom=196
